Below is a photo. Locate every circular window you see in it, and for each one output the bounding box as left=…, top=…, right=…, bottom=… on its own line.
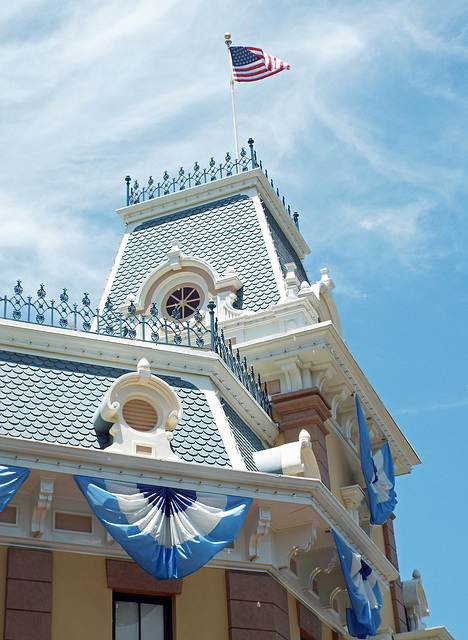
left=165, top=286, right=202, bottom=320
left=122, top=398, right=158, bottom=432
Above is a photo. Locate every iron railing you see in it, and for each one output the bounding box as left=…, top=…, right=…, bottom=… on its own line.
left=1, top=282, right=272, bottom=416
left=126, top=139, right=257, bottom=206
left=124, top=138, right=299, bottom=229
left=214, top=327, right=271, bottom=415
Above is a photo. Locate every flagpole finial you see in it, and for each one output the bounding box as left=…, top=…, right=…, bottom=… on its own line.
left=225, top=33, right=232, bottom=47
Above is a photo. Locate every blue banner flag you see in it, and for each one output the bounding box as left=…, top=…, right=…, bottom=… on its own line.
left=74, top=476, right=252, bottom=579
left=0, top=465, right=29, bottom=512
left=356, top=395, right=396, bottom=525
left=332, top=530, right=382, bottom=639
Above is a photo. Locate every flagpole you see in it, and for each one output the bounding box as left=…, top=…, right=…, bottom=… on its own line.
left=224, top=33, right=240, bottom=163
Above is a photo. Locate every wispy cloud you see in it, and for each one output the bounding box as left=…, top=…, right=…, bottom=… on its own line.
left=1, top=0, right=467, bottom=301
left=397, top=396, right=468, bottom=415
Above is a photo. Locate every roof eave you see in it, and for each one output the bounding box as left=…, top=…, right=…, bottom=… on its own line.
left=117, top=168, right=310, bottom=259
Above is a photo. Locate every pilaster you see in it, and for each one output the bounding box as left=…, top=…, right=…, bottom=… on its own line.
left=4, top=548, right=53, bottom=640
left=272, top=388, right=331, bottom=490
left=383, top=516, right=408, bottom=634
left=225, top=571, right=290, bottom=640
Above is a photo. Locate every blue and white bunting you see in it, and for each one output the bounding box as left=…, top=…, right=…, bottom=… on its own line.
left=0, top=465, right=30, bottom=512
left=74, top=476, right=252, bottom=579
left=332, top=530, right=382, bottom=639
left=356, top=395, right=396, bottom=525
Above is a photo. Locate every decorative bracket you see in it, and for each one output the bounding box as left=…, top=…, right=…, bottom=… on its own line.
left=253, top=430, right=321, bottom=479
left=249, top=505, right=271, bottom=561
left=31, top=477, right=55, bottom=538
left=284, top=262, right=300, bottom=299
left=402, top=569, right=430, bottom=631
left=276, top=523, right=318, bottom=570
left=340, top=485, right=365, bottom=524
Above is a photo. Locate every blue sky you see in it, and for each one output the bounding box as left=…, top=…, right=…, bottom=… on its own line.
left=1, top=2, right=466, bottom=637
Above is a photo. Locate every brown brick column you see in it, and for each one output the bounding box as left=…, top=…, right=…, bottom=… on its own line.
left=225, top=571, right=290, bottom=640
left=297, top=602, right=322, bottom=640
left=382, top=516, right=408, bottom=633
left=4, top=548, right=53, bottom=640
left=272, top=387, right=331, bottom=490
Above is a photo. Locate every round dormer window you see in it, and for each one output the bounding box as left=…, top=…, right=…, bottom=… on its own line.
left=122, top=398, right=158, bottom=432
left=165, top=286, right=202, bottom=320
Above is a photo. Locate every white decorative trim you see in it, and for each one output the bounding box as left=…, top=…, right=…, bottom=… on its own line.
left=284, top=262, right=300, bottom=299
left=31, top=477, right=55, bottom=538
left=117, top=169, right=310, bottom=259
left=94, top=358, right=183, bottom=461
left=248, top=504, right=271, bottom=561
left=277, top=524, right=318, bottom=570
left=402, top=569, right=430, bottom=632
left=251, top=192, right=285, bottom=300
left=0, top=435, right=399, bottom=584
left=203, top=388, right=248, bottom=471
left=253, top=430, right=321, bottom=480
left=125, top=246, right=244, bottom=322
left=234, top=321, right=420, bottom=472
left=340, top=485, right=365, bottom=524
left=0, top=318, right=279, bottom=446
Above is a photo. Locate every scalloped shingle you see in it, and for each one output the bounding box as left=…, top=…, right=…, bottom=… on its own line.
left=108, top=195, right=281, bottom=313
left=0, top=350, right=231, bottom=467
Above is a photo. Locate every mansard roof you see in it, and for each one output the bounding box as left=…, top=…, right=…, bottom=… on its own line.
left=106, top=167, right=310, bottom=314
left=0, top=349, right=265, bottom=469
left=108, top=194, right=279, bottom=312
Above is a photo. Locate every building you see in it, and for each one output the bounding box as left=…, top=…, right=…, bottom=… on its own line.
left=0, top=140, right=454, bottom=639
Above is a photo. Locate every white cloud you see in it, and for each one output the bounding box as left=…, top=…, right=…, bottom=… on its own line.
left=397, top=396, right=468, bottom=415
left=1, top=0, right=467, bottom=299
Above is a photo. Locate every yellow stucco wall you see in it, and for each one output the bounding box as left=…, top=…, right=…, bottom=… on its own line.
left=0, top=545, right=7, bottom=633
left=52, top=551, right=112, bottom=640
left=327, top=428, right=361, bottom=501
left=322, top=621, right=334, bottom=640
left=174, top=567, right=228, bottom=640
left=50, top=552, right=229, bottom=640
left=288, top=592, right=301, bottom=640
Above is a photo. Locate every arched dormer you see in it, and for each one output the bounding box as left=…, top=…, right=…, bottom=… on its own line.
left=93, top=358, right=183, bottom=460
left=124, top=242, right=244, bottom=322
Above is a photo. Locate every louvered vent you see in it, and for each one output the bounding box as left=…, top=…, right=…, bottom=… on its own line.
left=122, top=398, right=158, bottom=432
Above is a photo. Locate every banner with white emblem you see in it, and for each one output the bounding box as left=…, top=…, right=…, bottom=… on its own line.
left=332, top=529, right=382, bottom=639
left=356, top=395, right=396, bottom=525
left=0, top=465, right=29, bottom=512
left=75, top=476, right=252, bottom=579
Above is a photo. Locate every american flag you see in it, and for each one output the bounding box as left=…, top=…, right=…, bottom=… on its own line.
left=229, top=46, right=290, bottom=82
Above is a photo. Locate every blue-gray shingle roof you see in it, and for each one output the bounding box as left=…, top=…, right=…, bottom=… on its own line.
left=107, top=195, right=281, bottom=313
left=0, top=350, right=231, bottom=467
left=220, top=398, right=265, bottom=471
left=263, top=204, right=309, bottom=284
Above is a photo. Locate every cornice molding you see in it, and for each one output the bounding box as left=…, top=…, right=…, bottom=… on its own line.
left=0, top=319, right=278, bottom=445
left=116, top=168, right=310, bottom=259
left=236, top=321, right=421, bottom=472
left=0, top=436, right=398, bottom=585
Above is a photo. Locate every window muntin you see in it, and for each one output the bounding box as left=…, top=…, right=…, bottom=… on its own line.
left=113, top=594, right=171, bottom=640
left=165, top=285, right=202, bottom=320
